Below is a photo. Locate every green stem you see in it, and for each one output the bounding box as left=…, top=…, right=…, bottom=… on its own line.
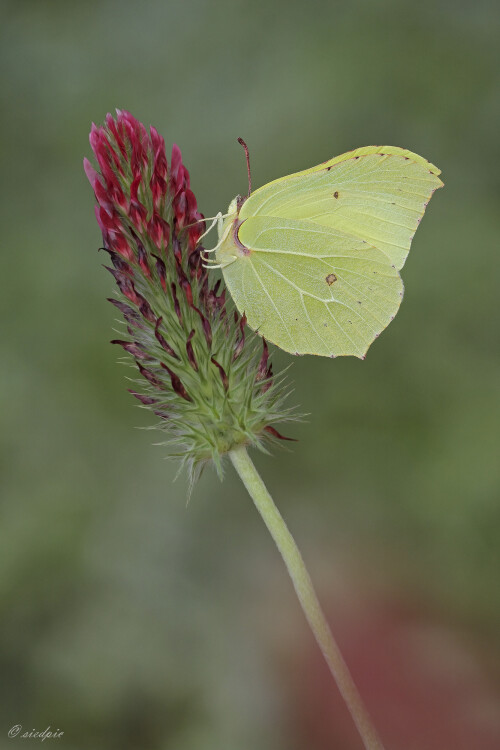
left=229, top=445, right=385, bottom=750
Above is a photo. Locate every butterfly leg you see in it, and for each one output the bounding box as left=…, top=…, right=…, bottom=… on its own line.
left=202, top=254, right=237, bottom=271
left=201, top=210, right=236, bottom=252
left=201, top=250, right=220, bottom=264
left=197, top=213, right=222, bottom=245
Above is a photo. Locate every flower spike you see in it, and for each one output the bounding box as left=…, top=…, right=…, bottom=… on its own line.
left=86, top=110, right=297, bottom=485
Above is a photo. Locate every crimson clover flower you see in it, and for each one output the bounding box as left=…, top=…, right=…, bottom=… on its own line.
left=84, top=110, right=295, bottom=489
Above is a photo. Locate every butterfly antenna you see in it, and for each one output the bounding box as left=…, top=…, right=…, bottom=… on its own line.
left=237, top=137, right=252, bottom=196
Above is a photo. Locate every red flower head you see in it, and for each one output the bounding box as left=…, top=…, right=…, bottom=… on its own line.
left=85, top=110, right=295, bottom=487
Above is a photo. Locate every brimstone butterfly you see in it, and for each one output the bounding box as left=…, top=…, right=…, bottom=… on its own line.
left=210, top=145, right=443, bottom=358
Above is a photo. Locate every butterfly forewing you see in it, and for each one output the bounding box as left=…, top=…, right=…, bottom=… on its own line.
left=240, top=147, right=443, bottom=270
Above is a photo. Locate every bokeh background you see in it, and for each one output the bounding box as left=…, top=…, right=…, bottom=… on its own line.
left=1, top=0, right=499, bottom=748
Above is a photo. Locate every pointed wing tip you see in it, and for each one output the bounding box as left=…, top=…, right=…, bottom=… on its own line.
left=427, top=165, right=443, bottom=184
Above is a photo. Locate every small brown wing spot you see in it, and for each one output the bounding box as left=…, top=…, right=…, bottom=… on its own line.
left=326, top=165, right=333, bottom=171
left=325, top=273, right=337, bottom=286
left=333, top=191, right=339, bottom=199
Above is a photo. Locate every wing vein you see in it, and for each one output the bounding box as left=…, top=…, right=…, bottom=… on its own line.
left=247, top=259, right=297, bottom=351
left=258, top=258, right=381, bottom=333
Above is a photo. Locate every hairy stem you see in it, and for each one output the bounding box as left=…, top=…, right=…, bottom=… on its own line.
left=229, top=444, right=385, bottom=750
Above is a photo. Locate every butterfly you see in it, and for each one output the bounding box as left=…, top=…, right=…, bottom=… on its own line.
left=204, top=145, right=443, bottom=358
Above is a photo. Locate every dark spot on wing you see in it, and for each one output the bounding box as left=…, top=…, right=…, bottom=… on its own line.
left=325, top=273, right=337, bottom=286
left=333, top=191, right=339, bottom=199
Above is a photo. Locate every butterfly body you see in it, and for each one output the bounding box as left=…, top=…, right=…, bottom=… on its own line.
left=216, top=146, right=443, bottom=358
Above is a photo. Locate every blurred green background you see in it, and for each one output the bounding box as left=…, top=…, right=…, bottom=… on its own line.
left=1, top=0, right=499, bottom=748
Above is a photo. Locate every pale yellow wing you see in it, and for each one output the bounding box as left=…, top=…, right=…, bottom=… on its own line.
left=218, top=216, right=403, bottom=358
left=239, top=146, right=443, bottom=270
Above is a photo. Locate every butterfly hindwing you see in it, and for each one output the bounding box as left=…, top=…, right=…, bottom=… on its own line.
left=221, top=216, right=403, bottom=357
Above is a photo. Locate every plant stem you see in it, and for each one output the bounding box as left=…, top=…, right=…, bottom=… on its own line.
left=229, top=444, right=386, bottom=750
